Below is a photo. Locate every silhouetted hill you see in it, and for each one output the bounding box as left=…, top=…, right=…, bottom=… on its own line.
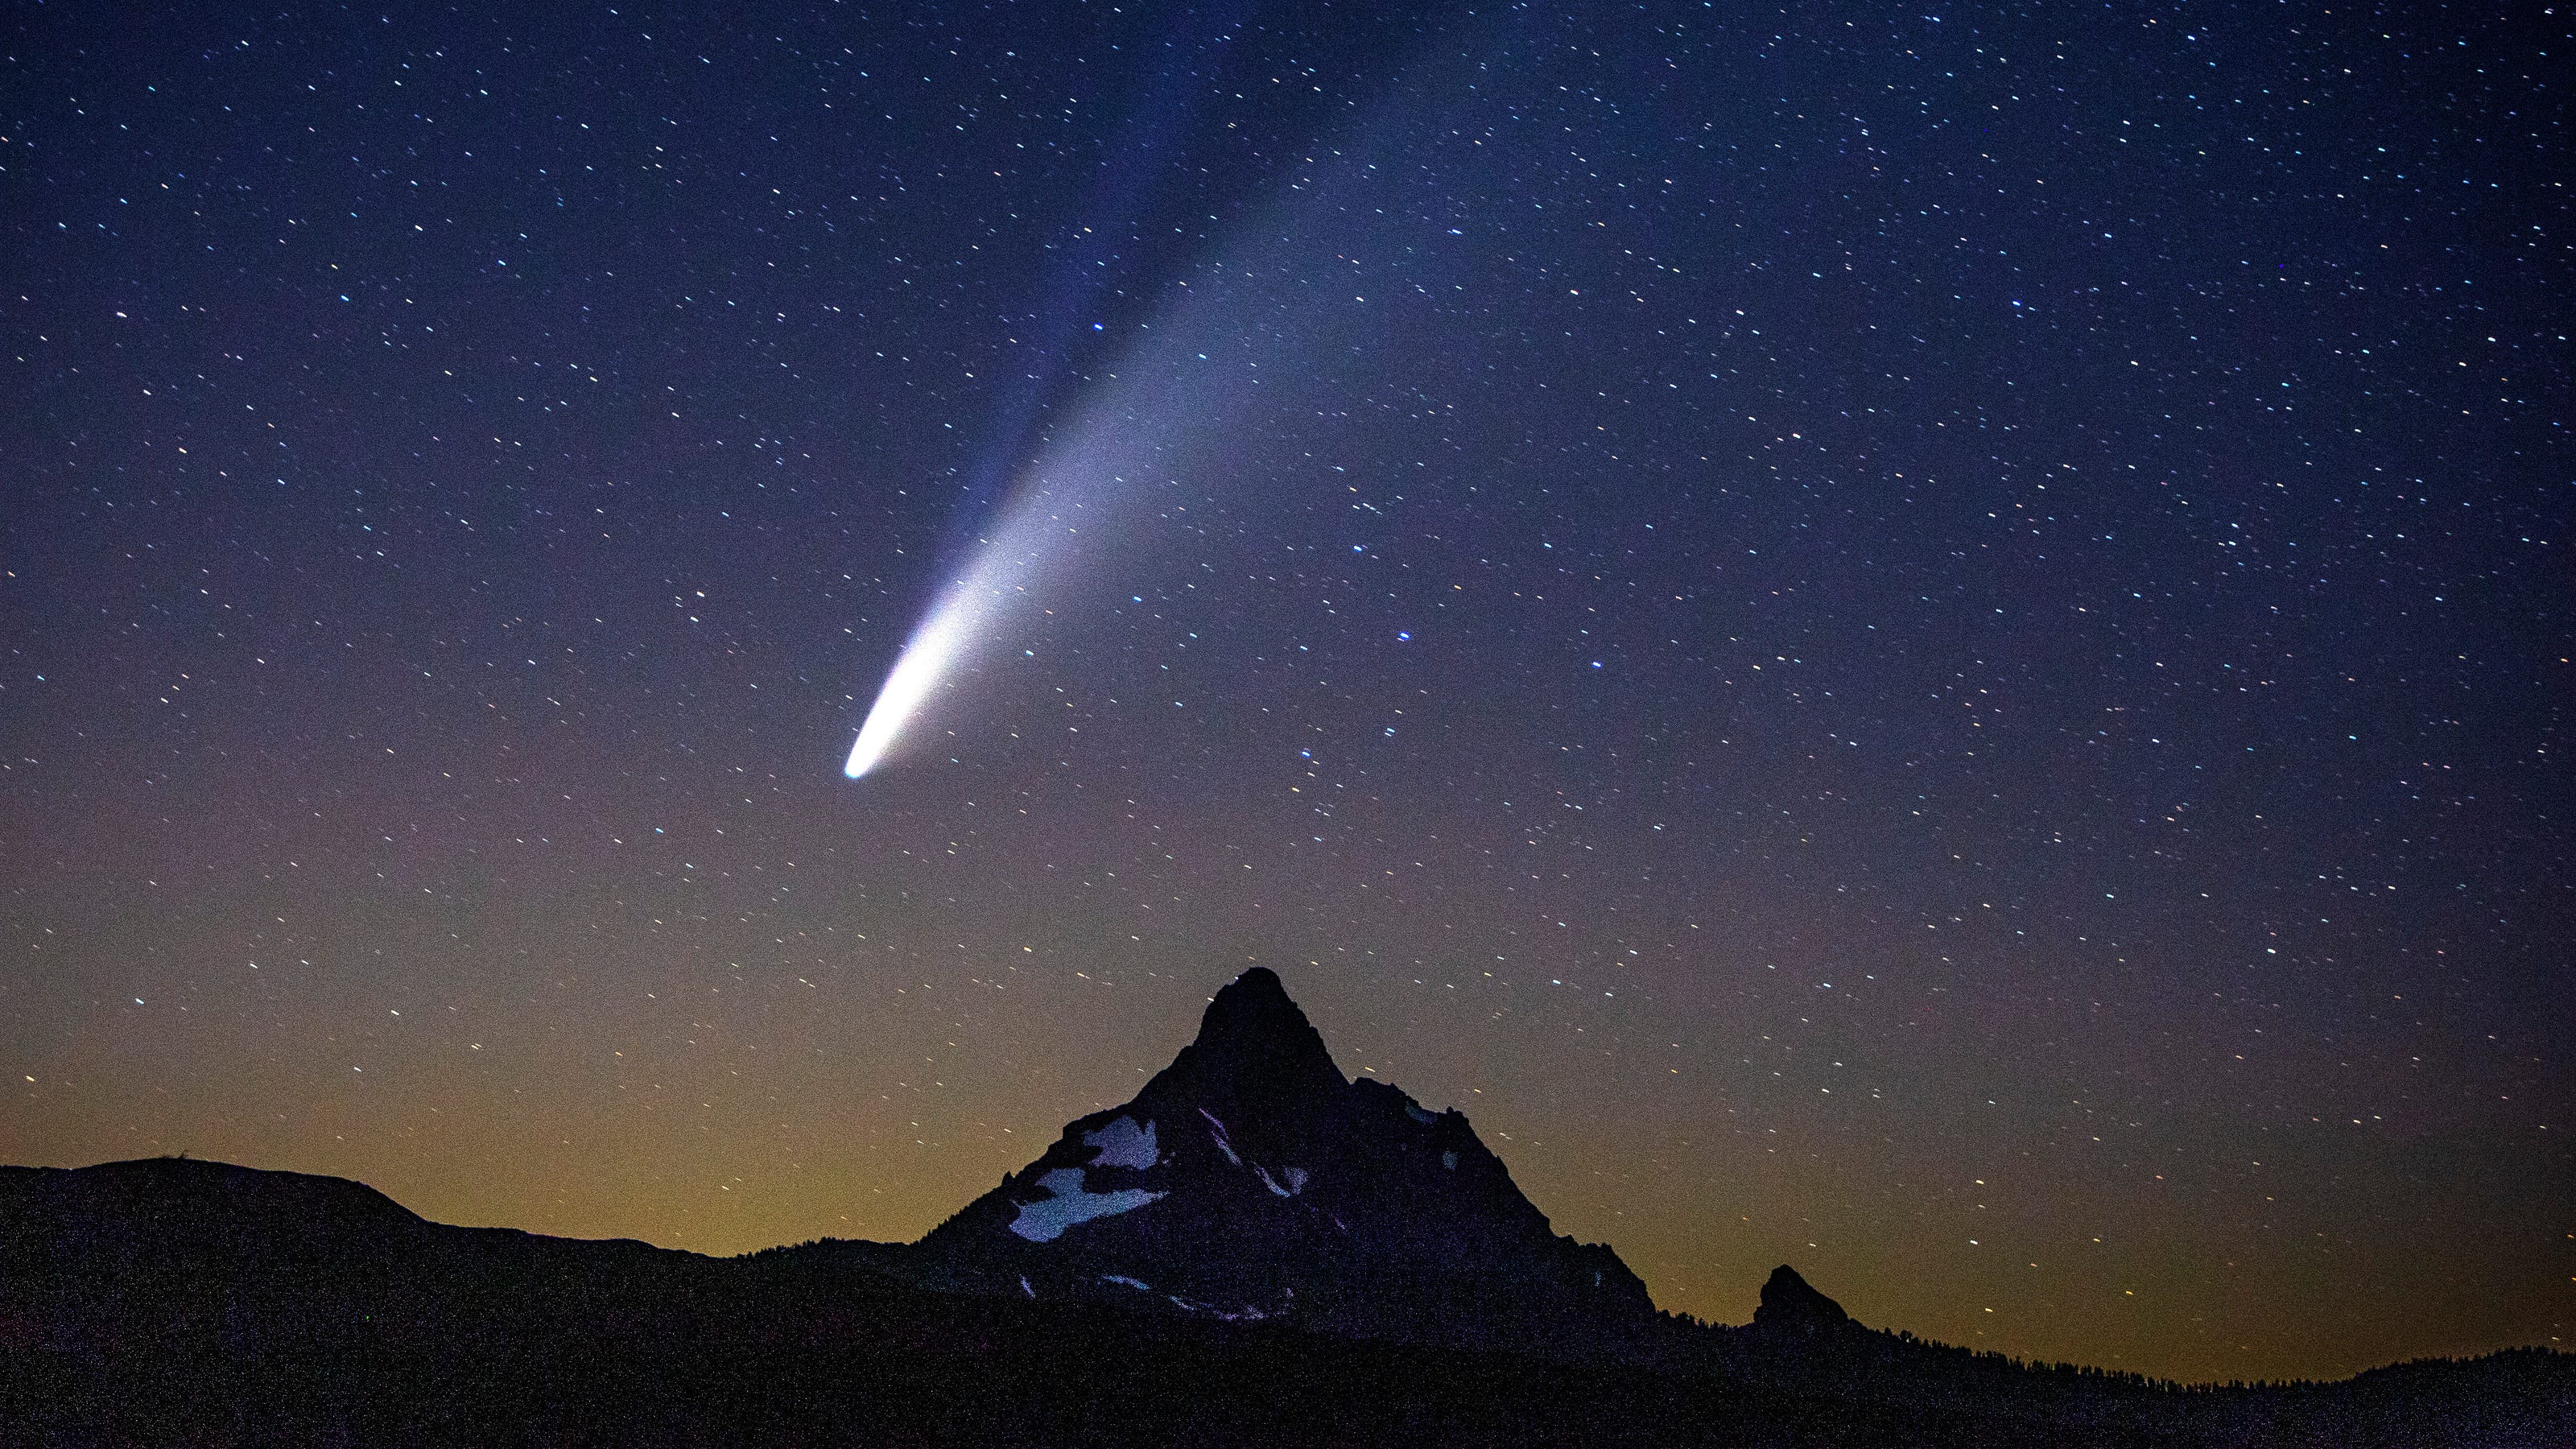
left=5, top=971, right=2570, bottom=1444
left=1751, top=1265, right=1854, bottom=1339
left=6, top=1154, right=2569, bottom=1446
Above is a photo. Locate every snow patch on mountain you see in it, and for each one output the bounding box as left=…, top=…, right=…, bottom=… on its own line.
left=1198, top=1107, right=1242, bottom=1166
left=1196, top=1107, right=1305, bottom=1196
left=1006, top=1167, right=1166, bottom=1242
left=1083, top=1115, right=1158, bottom=1169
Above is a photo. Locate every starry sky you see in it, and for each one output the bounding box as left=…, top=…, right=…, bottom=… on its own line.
left=4, top=0, right=2568, bottom=1385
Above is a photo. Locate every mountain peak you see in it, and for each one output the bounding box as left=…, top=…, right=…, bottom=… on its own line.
left=1153, top=967, right=1347, bottom=1107
left=915, top=967, right=1654, bottom=1349
left=1212, top=963, right=1291, bottom=1006
left=1755, top=1264, right=1853, bottom=1335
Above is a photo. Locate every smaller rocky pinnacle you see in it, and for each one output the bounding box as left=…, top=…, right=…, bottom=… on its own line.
left=1754, top=1264, right=1852, bottom=1334
left=1162, top=967, right=1348, bottom=1102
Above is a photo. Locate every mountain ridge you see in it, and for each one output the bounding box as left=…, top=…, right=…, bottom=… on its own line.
left=6, top=967, right=2570, bottom=1445
left=7, top=1150, right=2570, bottom=1447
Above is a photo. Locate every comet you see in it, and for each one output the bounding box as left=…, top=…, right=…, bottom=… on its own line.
left=840, top=582, right=974, bottom=780
left=841, top=481, right=1084, bottom=779
left=838, top=9, right=1273, bottom=783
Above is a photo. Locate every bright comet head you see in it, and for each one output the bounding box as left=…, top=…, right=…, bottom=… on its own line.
left=842, top=492, right=1082, bottom=780
left=840, top=336, right=1202, bottom=782
left=843, top=592, right=977, bottom=779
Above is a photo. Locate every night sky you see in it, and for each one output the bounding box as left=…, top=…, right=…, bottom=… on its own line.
left=5, top=0, right=2568, bottom=1385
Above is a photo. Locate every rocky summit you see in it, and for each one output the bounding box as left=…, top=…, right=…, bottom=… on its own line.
left=915, top=967, right=1653, bottom=1351
left=1752, top=1265, right=1855, bottom=1338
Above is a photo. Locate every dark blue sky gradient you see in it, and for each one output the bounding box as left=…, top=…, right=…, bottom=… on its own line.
left=3, top=0, right=2567, bottom=1382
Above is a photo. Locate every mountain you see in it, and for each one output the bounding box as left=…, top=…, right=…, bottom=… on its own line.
left=1751, top=1265, right=1855, bottom=1338
left=6, top=970, right=2574, bottom=1446
left=909, top=967, right=1651, bottom=1351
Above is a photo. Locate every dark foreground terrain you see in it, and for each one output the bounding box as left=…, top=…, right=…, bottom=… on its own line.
left=2, top=1157, right=2568, bottom=1447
